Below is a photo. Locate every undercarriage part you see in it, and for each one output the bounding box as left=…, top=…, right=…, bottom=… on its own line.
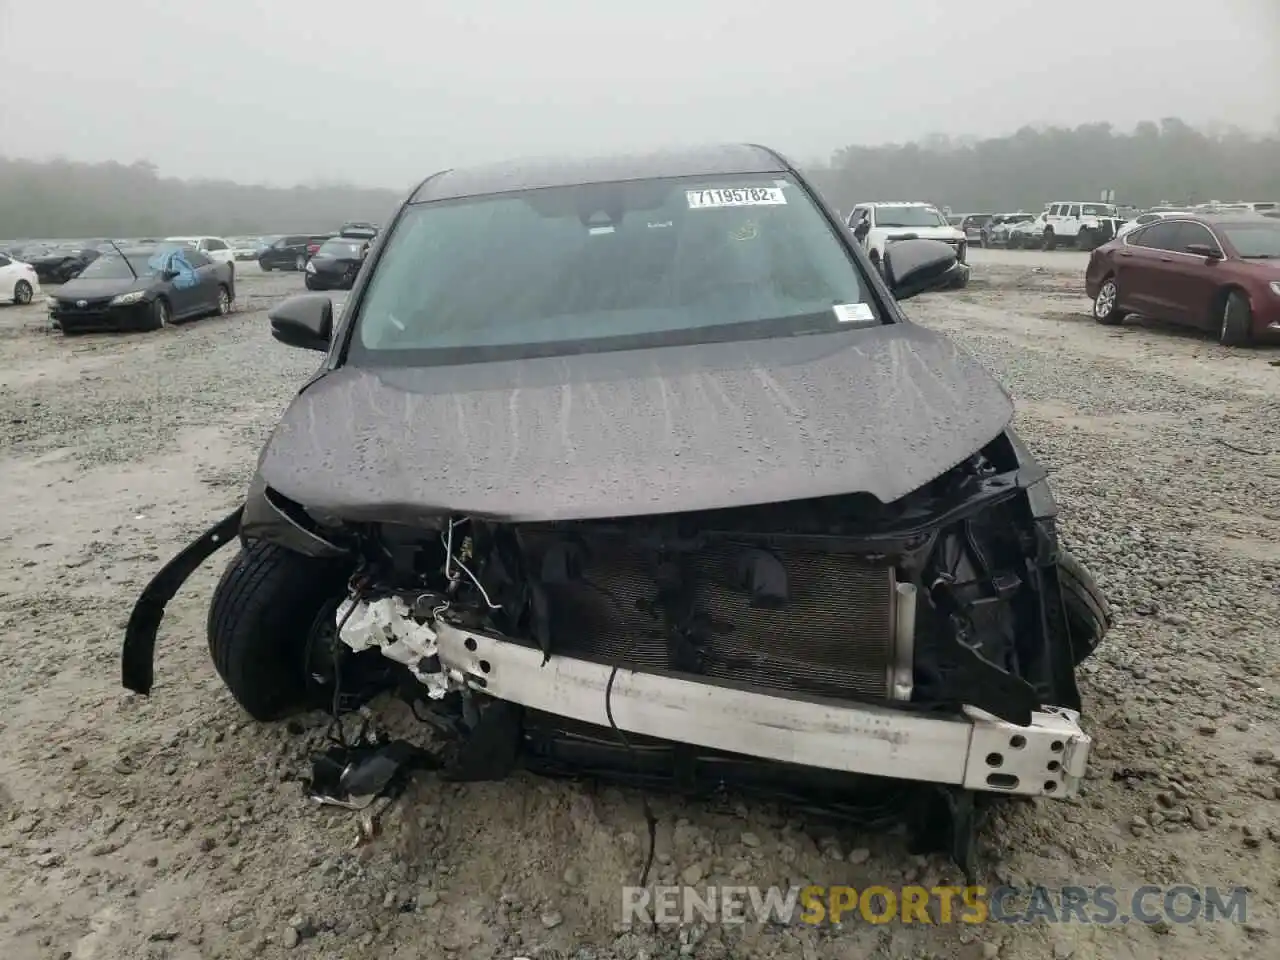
left=908, top=787, right=989, bottom=883
left=434, top=623, right=1090, bottom=800
left=305, top=725, right=440, bottom=809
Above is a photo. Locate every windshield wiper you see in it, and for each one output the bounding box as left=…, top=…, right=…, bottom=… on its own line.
left=107, top=239, right=138, bottom=278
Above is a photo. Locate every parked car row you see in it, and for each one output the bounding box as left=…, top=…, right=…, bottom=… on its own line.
left=258, top=222, right=380, bottom=274
left=943, top=198, right=1280, bottom=254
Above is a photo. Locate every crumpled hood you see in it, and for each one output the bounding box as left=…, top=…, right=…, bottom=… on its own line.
left=258, top=322, right=1014, bottom=523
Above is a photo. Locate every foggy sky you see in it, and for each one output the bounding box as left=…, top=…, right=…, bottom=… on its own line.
left=2, top=0, right=1276, bottom=189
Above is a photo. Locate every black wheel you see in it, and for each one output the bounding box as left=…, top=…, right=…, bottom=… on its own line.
left=294, top=254, right=306, bottom=271
left=150, top=297, right=172, bottom=330
left=261, top=262, right=272, bottom=272
left=215, top=284, right=232, bottom=316
left=1092, top=275, right=1126, bottom=325
left=1219, top=290, right=1252, bottom=347
left=13, top=280, right=32, bottom=305
left=1043, top=229, right=1057, bottom=251
left=1076, top=229, right=1096, bottom=251
left=207, top=541, right=352, bottom=721
left=1059, top=550, right=1112, bottom=665
left=304, top=276, right=320, bottom=291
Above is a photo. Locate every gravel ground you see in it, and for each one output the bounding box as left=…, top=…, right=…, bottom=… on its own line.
left=1, top=251, right=1279, bottom=960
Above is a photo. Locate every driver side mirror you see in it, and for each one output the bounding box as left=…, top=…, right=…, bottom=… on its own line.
left=1185, top=243, right=1222, bottom=260
left=882, top=238, right=965, bottom=301
left=269, top=293, right=333, bottom=352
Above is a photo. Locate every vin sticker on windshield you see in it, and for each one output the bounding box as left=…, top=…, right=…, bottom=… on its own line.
left=832, top=303, right=874, bottom=323
left=687, top=187, right=787, bottom=209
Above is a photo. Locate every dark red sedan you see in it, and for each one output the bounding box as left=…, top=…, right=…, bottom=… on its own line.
left=1084, top=213, right=1280, bottom=346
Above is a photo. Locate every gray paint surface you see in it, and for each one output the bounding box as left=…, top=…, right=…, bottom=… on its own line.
left=411, top=144, right=787, bottom=203
left=258, top=321, right=1013, bottom=524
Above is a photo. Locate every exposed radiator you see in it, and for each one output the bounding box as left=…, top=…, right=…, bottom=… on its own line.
left=525, top=535, right=900, bottom=700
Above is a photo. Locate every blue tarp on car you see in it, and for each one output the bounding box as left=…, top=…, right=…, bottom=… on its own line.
left=147, top=247, right=199, bottom=289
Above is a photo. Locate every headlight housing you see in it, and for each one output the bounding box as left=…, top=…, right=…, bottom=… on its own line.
left=1270, top=281, right=1280, bottom=297
left=109, top=290, right=148, bottom=306
left=305, top=261, right=317, bottom=274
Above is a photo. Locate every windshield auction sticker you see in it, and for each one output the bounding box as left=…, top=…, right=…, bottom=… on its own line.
left=833, top=303, right=874, bottom=323
left=687, top=187, right=787, bottom=209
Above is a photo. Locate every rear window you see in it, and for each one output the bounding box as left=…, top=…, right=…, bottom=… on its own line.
left=347, top=173, right=874, bottom=367
left=318, top=239, right=364, bottom=257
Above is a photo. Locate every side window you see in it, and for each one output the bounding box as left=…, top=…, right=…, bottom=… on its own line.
left=1046, top=204, right=1061, bottom=217
left=206, top=239, right=227, bottom=251
left=1067, top=205, right=1081, bottom=218
left=1137, top=214, right=1158, bottom=225
left=186, top=250, right=213, bottom=267
left=1133, top=221, right=1181, bottom=250
left=1170, top=222, right=1220, bottom=254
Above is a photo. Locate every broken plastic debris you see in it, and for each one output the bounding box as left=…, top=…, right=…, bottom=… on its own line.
left=337, top=596, right=449, bottom=698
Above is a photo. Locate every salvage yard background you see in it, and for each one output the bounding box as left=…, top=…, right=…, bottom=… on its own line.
left=1, top=249, right=1278, bottom=960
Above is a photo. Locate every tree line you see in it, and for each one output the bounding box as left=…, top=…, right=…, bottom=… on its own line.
left=0, top=158, right=402, bottom=241
left=4, top=118, right=1280, bottom=240
left=805, top=117, right=1280, bottom=215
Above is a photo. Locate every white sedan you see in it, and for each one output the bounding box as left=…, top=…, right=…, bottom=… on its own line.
left=163, top=236, right=237, bottom=266
left=0, top=251, right=41, bottom=304
left=1115, top=209, right=1193, bottom=239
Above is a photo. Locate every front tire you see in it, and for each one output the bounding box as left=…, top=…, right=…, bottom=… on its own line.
left=13, top=280, right=32, bottom=305
left=1092, top=276, right=1126, bottom=325
left=215, top=284, right=232, bottom=316
left=207, top=541, right=352, bottom=721
left=150, top=297, right=172, bottom=330
left=1043, top=229, right=1057, bottom=251
left=1059, top=550, right=1112, bottom=665
left=1219, top=290, right=1252, bottom=347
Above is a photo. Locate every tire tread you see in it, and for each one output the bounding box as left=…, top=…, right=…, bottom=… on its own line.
left=207, top=541, right=348, bottom=720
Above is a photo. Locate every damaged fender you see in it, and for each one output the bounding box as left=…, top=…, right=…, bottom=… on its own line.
left=121, top=507, right=243, bottom=696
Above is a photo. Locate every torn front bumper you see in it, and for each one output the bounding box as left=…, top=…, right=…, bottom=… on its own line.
left=433, top=623, right=1090, bottom=800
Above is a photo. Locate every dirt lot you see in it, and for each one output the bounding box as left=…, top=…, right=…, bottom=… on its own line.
left=2, top=251, right=1279, bottom=960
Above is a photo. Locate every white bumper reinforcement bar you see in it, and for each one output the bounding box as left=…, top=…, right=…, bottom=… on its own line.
left=435, top=624, right=1090, bottom=799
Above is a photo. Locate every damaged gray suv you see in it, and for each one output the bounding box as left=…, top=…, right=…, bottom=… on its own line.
left=123, top=144, right=1110, bottom=873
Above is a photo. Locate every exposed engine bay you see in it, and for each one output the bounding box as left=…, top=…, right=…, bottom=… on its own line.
left=284, top=433, right=1091, bottom=819
left=121, top=431, right=1103, bottom=878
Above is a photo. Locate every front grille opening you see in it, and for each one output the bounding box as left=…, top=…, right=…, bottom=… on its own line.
left=528, top=535, right=899, bottom=700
